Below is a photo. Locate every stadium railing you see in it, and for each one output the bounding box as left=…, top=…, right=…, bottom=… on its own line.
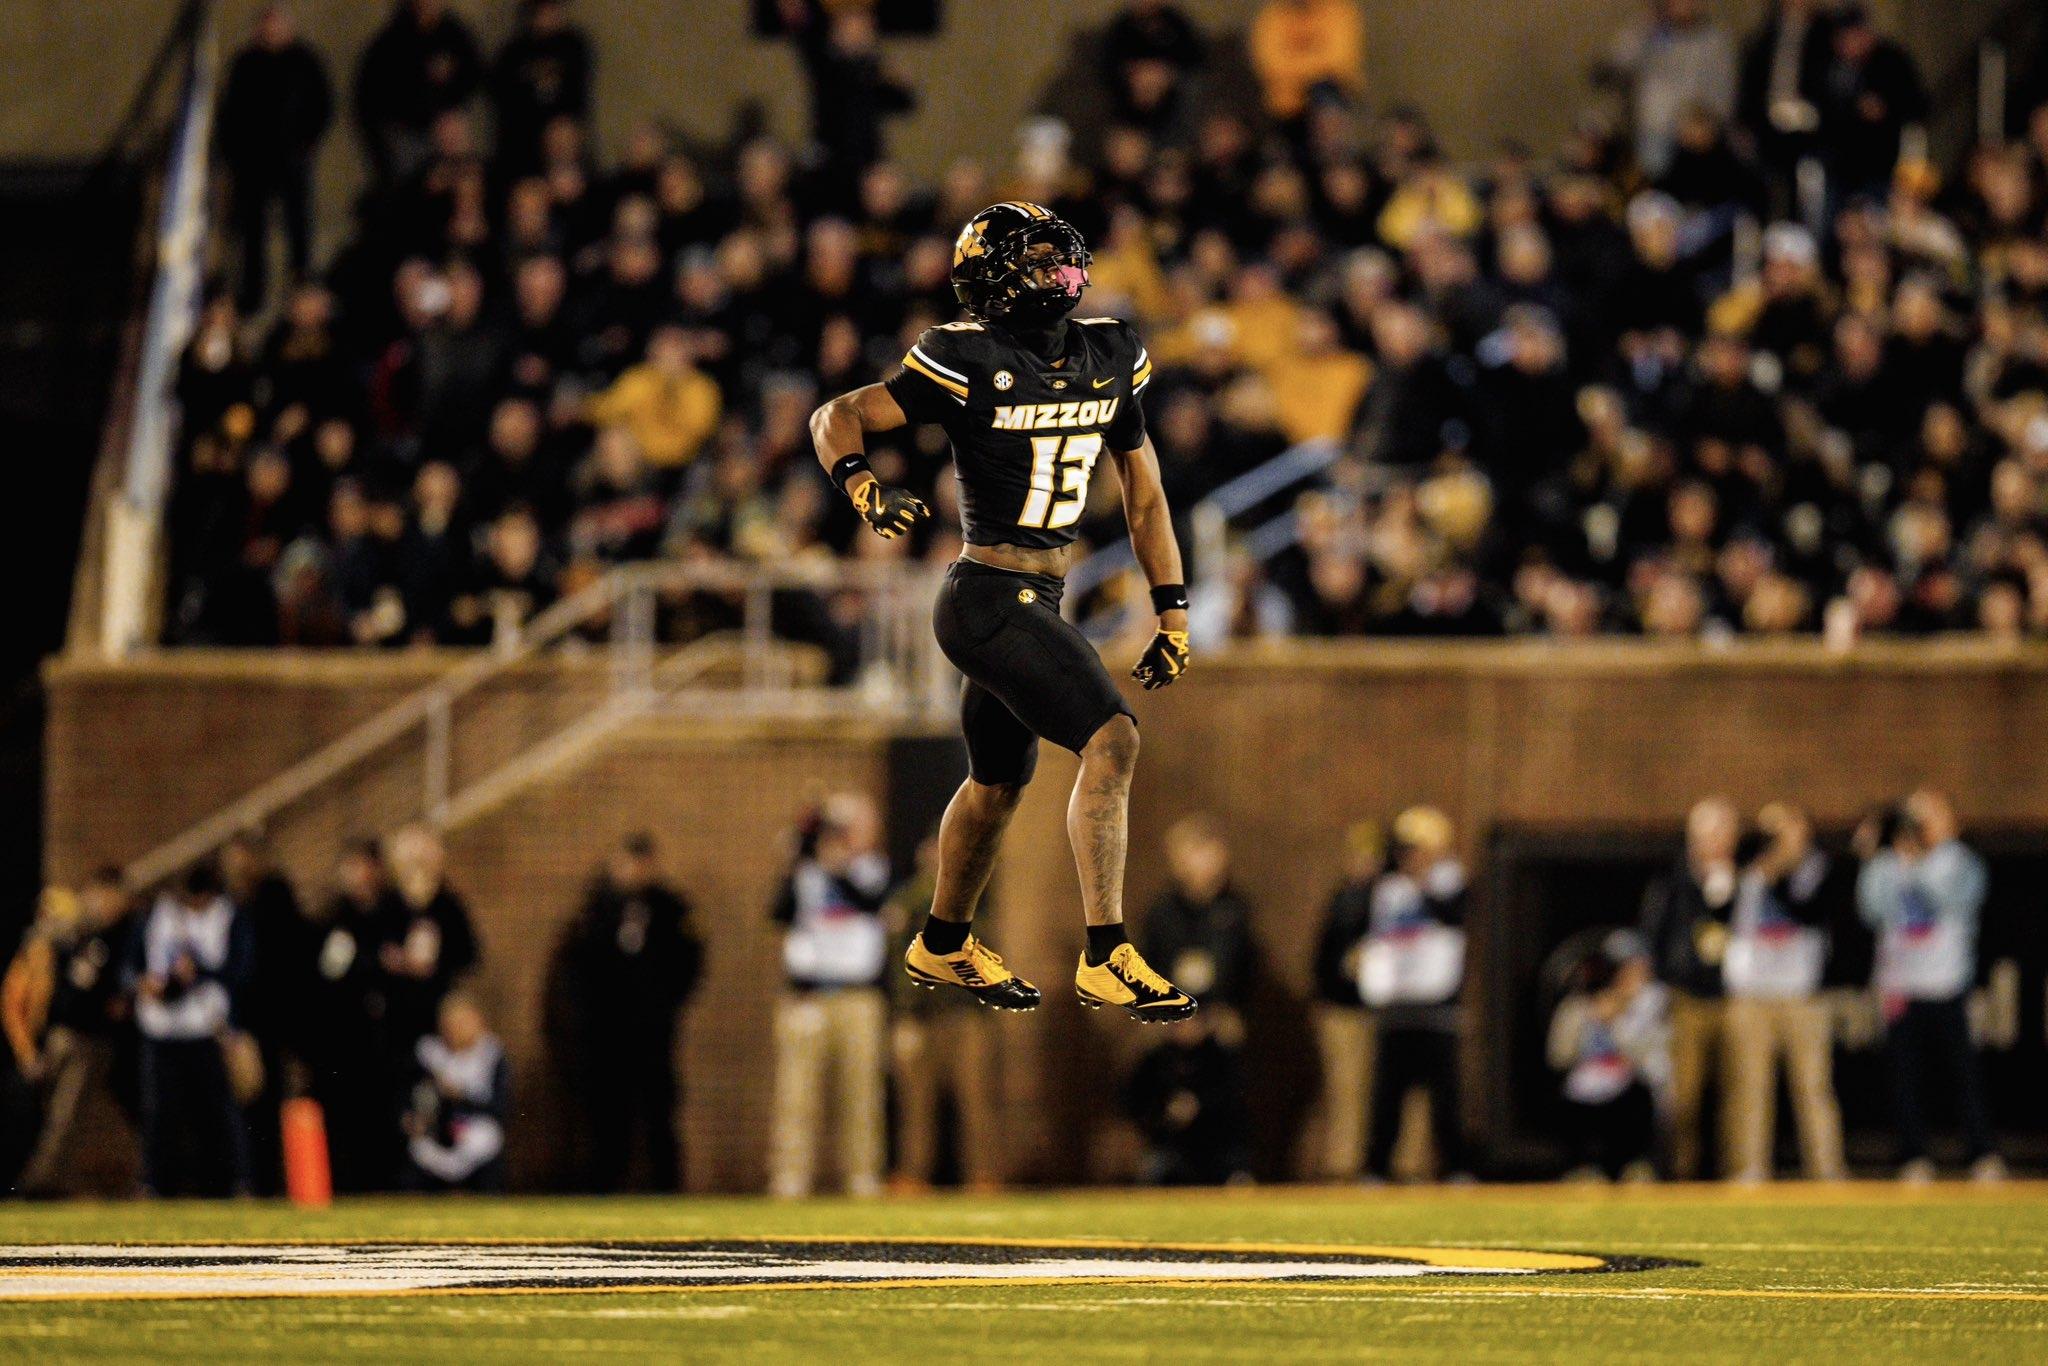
left=1068, top=437, right=1347, bottom=638
left=119, top=557, right=949, bottom=889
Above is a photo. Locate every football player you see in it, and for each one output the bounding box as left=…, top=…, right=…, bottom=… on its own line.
left=809, top=201, right=1196, bottom=1022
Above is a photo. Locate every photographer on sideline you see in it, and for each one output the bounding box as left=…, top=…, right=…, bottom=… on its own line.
left=1722, top=803, right=1847, bottom=1182
left=1639, top=797, right=1740, bottom=1179
left=125, top=864, right=255, bottom=1198
left=767, top=793, right=891, bottom=1199
left=1855, top=789, right=2004, bottom=1183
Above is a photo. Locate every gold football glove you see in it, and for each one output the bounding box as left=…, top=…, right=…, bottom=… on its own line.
left=852, top=479, right=930, bottom=539
left=1131, top=628, right=1190, bottom=689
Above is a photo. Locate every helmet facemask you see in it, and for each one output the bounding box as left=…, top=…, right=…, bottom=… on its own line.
left=1003, top=226, right=1091, bottom=326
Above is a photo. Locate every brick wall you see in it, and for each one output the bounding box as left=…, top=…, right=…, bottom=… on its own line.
left=441, top=717, right=894, bottom=1191
left=46, top=640, right=2048, bottom=1187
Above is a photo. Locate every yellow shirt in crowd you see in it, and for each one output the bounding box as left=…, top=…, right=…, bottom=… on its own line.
left=585, top=363, right=722, bottom=469
left=1251, top=0, right=1366, bottom=120
left=1269, top=349, right=1374, bottom=445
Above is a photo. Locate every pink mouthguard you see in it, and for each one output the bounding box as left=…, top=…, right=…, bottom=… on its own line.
left=1052, top=264, right=1088, bottom=296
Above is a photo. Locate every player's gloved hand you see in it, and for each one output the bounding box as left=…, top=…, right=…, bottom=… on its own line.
left=852, top=478, right=930, bottom=539
left=1131, top=627, right=1190, bottom=689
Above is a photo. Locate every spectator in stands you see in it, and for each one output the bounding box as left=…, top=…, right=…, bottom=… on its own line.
left=373, top=824, right=479, bottom=1059
left=461, top=504, right=560, bottom=645
left=219, top=4, right=332, bottom=312
left=395, top=461, right=473, bottom=642
left=1310, top=820, right=1384, bottom=1181
left=490, top=0, right=592, bottom=176
left=409, top=260, right=506, bottom=465
left=555, top=832, right=703, bottom=1193
left=887, top=829, right=1003, bottom=1192
left=1249, top=0, right=1365, bottom=127
left=1855, top=789, right=2004, bottom=1182
left=584, top=326, right=723, bottom=481
left=1351, top=300, right=1463, bottom=470
left=1272, top=309, right=1372, bottom=445
left=1474, top=304, right=1583, bottom=514
left=159, top=0, right=2048, bottom=657
left=778, top=2, right=916, bottom=211
left=305, top=839, right=401, bottom=1192
left=1639, top=796, right=1738, bottom=1179
left=3, top=872, right=132, bottom=1196
left=468, top=396, right=569, bottom=527
left=1359, top=806, right=1469, bottom=1182
left=1721, top=802, right=1847, bottom=1182
left=1816, top=4, right=1927, bottom=205
left=1102, top=0, right=1208, bottom=139
left=768, top=793, right=891, bottom=1198
left=570, top=426, right=667, bottom=563
left=355, top=0, right=482, bottom=185
left=125, top=865, right=254, bottom=1198
left=1603, top=0, right=1738, bottom=178
left=402, top=991, right=508, bottom=1191
left=1737, top=0, right=1834, bottom=212
left=1548, top=931, right=1668, bottom=1181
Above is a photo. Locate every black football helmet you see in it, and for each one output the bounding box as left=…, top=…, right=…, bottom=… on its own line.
left=950, top=202, right=1092, bottom=328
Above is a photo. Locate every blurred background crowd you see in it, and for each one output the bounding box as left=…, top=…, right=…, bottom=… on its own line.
left=163, top=0, right=2048, bottom=651
left=1, top=784, right=2010, bottom=1195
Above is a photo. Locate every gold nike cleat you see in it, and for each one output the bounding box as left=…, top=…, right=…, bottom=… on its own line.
left=905, top=934, right=1042, bottom=1011
left=1074, top=942, right=1198, bottom=1022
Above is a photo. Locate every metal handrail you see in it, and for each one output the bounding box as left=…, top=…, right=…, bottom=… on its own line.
left=1069, top=437, right=1347, bottom=637
left=121, top=557, right=946, bottom=888
left=1068, top=437, right=1345, bottom=598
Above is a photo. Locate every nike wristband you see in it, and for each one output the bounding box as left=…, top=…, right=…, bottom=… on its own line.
left=829, top=454, right=872, bottom=496
left=1151, top=583, right=1189, bottom=614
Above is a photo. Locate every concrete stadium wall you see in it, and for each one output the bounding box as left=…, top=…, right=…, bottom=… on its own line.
left=43, top=639, right=2048, bottom=1188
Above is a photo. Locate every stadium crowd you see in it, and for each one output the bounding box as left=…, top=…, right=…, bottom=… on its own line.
left=164, top=0, right=2048, bottom=651
left=0, top=785, right=2009, bottom=1196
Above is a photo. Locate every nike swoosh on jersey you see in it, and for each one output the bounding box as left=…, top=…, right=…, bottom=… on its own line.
left=1091, top=377, right=1114, bottom=388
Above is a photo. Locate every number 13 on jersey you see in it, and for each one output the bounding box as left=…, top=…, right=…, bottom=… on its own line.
left=1018, top=433, right=1103, bottom=529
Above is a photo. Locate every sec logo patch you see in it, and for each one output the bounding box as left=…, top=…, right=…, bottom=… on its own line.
left=993, top=370, right=1014, bottom=390
left=1017, top=588, right=1037, bottom=605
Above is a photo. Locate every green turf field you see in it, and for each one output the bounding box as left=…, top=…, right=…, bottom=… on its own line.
left=1, top=1185, right=2045, bottom=1361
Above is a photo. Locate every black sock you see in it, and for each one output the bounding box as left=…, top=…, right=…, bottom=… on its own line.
left=1085, top=923, right=1128, bottom=965
left=921, top=915, right=971, bottom=954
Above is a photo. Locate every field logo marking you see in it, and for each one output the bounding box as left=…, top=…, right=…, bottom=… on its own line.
left=0, top=1239, right=1682, bottom=1302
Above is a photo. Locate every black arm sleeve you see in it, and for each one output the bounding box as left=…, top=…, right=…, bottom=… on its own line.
left=885, top=329, right=972, bottom=425
left=883, top=366, right=959, bottom=427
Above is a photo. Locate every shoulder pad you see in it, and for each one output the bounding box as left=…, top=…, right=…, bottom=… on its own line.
left=1072, top=316, right=1124, bottom=326
left=913, top=324, right=985, bottom=360
left=904, top=329, right=976, bottom=400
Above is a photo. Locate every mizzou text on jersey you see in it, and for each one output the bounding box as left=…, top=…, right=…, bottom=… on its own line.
left=883, top=317, right=1153, bottom=550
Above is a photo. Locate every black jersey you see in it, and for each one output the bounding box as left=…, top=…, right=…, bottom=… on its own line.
left=883, top=316, right=1153, bottom=549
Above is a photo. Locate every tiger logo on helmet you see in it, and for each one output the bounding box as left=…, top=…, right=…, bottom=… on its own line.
left=950, top=202, right=1093, bottom=328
